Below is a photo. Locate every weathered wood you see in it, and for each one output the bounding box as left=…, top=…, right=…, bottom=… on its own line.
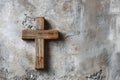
left=35, top=17, right=44, bottom=69
left=22, top=30, right=58, bottom=39
left=22, top=17, right=59, bottom=69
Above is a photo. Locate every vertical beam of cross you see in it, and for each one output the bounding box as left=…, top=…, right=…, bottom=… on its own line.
left=35, top=17, right=44, bottom=69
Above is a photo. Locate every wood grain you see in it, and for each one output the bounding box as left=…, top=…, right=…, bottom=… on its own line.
left=22, top=17, right=59, bottom=69
left=22, top=30, right=58, bottom=39
left=35, top=17, right=44, bottom=69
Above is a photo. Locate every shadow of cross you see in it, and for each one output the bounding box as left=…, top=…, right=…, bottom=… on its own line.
left=22, top=17, right=59, bottom=69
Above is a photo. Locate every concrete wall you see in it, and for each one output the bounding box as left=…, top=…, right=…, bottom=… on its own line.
left=0, top=0, right=120, bottom=80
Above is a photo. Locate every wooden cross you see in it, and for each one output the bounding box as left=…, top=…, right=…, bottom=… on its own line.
left=22, top=17, right=58, bottom=69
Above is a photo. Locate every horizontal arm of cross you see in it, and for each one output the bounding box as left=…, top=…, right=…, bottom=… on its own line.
left=22, top=29, right=58, bottom=39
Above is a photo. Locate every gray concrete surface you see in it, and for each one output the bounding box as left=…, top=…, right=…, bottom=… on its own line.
left=0, top=0, right=119, bottom=80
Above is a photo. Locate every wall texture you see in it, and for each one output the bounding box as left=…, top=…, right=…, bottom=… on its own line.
left=0, top=0, right=120, bottom=80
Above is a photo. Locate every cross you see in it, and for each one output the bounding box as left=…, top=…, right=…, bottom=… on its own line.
left=22, top=17, right=58, bottom=69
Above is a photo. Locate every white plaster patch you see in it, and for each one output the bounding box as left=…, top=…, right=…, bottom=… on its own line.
left=115, top=16, right=120, bottom=52
left=108, top=27, right=116, bottom=42
left=110, top=0, right=120, bottom=14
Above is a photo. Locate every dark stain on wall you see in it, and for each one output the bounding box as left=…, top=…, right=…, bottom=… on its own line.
left=22, top=14, right=36, bottom=29
left=86, top=69, right=105, bottom=80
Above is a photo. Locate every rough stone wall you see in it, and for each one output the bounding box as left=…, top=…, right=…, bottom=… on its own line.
left=0, top=0, right=120, bottom=80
